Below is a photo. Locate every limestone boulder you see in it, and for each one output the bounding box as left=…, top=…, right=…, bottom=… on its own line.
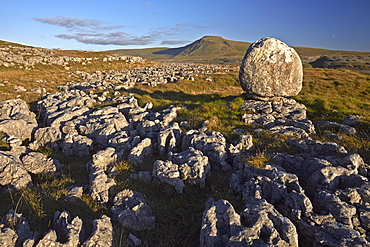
left=0, top=151, right=32, bottom=190
left=239, top=37, right=303, bottom=98
left=111, top=189, right=155, bottom=231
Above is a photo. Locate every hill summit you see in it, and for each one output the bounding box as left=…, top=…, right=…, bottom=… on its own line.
left=153, top=36, right=251, bottom=58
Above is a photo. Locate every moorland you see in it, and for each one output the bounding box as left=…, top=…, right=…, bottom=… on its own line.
left=0, top=37, right=370, bottom=246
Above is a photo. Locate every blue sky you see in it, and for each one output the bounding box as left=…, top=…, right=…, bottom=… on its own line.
left=1, top=0, right=370, bottom=51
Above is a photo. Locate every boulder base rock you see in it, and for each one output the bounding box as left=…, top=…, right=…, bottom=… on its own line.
left=239, top=37, right=303, bottom=98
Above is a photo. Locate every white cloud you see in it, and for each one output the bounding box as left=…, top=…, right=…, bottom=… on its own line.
left=34, top=17, right=210, bottom=46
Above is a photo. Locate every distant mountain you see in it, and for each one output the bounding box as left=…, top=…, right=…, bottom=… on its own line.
left=109, top=36, right=370, bottom=70
left=109, top=36, right=251, bottom=64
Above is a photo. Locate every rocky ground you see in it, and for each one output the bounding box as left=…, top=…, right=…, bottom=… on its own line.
left=0, top=38, right=369, bottom=246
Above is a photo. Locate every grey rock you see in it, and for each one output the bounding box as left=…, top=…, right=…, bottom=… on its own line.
left=0, top=99, right=35, bottom=119
left=126, top=233, right=142, bottom=247
left=200, top=198, right=298, bottom=247
left=61, top=134, right=93, bottom=157
left=296, top=220, right=370, bottom=247
left=65, top=185, right=84, bottom=203
left=82, top=215, right=113, bottom=247
left=0, top=210, right=36, bottom=247
left=288, top=138, right=347, bottom=156
left=49, top=106, right=91, bottom=131
left=228, top=134, right=254, bottom=155
left=199, top=199, right=242, bottom=247
left=157, top=122, right=182, bottom=156
left=111, top=189, right=155, bottom=231
left=314, top=120, right=357, bottom=135
left=35, top=230, right=59, bottom=247
left=87, top=148, right=122, bottom=204
left=0, top=119, right=37, bottom=142
left=239, top=37, right=303, bottom=98
left=241, top=98, right=314, bottom=138
left=169, top=147, right=210, bottom=187
left=343, top=115, right=363, bottom=126
left=21, top=152, right=62, bottom=174
left=78, top=106, right=129, bottom=146
left=152, top=160, right=185, bottom=194
left=238, top=198, right=298, bottom=247
left=182, top=130, right=228, bottom=170
left=0, top=226, right=17, bottom=247
left=0, top=151, right=32, bottom=190
left=230, top=163, right=313, bottom=221
left=269, top=125, right=309, bottom=138
left=314, top=190, right=357, bottom=227
left=128, top=138, right=152, bottom=165
left=53, top=211, right=84, bottom=246
left=30, top=127, right=61, bottom=150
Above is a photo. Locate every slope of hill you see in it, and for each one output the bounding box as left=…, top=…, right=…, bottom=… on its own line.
left=109, top=36, right=370, bottom=70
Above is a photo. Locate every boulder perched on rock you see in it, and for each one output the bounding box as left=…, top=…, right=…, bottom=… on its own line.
left=239, top=37, right=303, bottom=98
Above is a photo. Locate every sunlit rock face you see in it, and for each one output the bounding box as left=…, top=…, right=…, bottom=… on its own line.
left=239, top=37, right=303, bottom=98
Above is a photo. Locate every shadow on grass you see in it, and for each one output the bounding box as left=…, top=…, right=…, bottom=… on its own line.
left=127, top=88, right=245, bottom=106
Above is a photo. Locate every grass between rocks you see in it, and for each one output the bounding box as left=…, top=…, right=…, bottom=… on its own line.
left=1, top=53, right=370, bottom=246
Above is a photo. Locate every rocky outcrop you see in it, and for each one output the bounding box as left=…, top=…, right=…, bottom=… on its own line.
left=0, top=99, right=37, bottom=141
left=152, top=147, right=210, bottom=193
left=111, top=189, right=155, bottom=231
left=21, top=151, right=62, bottom=174
left=228, top=137, right=370, bottom=245
left=87, top=147, right=123, bottom=204
left=0, top=44, right=144, bottom=70
left=241, top=97, right=315, bottom=138
left=0, top=210, right=113, bottom=247
left=0, top=151, right=32, bottom=190
left=182, top=130, right=229, bottom=170
left=200, top=198, right=298, bottom=247
left=239, top=37, right=303, bottom=98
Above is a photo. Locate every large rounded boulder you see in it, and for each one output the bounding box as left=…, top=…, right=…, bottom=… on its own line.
left=239, top=37, right=303, bottom=98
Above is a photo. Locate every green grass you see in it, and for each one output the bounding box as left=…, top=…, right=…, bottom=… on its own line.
left=295, top=68, right=370, bottom=122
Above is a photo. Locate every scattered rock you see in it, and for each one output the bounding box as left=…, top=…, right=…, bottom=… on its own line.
left=343, top=114, right=363, bottom=126
left=21, top=151, right=62, bottom=174
left=0, top=151, right=32, bottom=190
left=152, top=160, right=185, bottom=194
left=200, top=198, right=298, bottom=247
left=111, top=189, right=155, bottom=231
left=65, top=185, right=84, bottom=203
left=87, top=147, right=122, bottom=204
left=82, top=215, right=113, bottom=247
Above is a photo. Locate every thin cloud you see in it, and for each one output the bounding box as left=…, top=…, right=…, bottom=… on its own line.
left=34, top=17, right=211, bottom=46
left=161, top=40, right=190, bottom=45
left=33, top=16, right=125, bottom=31
left=56, top=33, right=153, bottom=46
